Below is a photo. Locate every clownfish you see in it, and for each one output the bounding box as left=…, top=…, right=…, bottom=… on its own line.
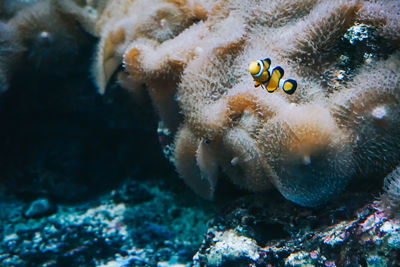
left=249, top=58, right=297, bottom=95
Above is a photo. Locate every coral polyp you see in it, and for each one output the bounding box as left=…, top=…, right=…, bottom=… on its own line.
left=92, top=0, right=400, bottom=207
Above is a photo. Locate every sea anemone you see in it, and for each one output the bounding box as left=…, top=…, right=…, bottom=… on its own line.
left=9, top=0, right=94, bottom=76
left=92, top=0, right=400, bottom=207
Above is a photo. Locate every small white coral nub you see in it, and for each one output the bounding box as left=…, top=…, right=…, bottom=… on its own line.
left=371, top=106, right=386, bottom=120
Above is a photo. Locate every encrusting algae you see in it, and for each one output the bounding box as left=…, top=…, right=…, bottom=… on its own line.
left=3, top=0, right=398, bottom=209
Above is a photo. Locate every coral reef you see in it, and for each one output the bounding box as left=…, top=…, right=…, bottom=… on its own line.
left=8, top=0, right=96, bottom=76
left=94, top=0, right=400, bottom=207
left=0, top=0, right=95, bottom=93
left=193, top=193, right=400, bottom=266
left=0, top=1, right=399, bottom=266
left=0, top=0, right=109, bottom=91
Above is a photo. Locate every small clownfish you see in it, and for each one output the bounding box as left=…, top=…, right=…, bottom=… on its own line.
left=249, top=58, right=297, bottom=95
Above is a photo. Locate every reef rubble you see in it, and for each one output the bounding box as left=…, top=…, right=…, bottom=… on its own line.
left=194, top=193, right=400, bottom=266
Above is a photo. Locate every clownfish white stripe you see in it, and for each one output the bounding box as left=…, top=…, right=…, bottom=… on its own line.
left=278, top=79, right=285, bottom=89
left=254, top=60, right=264, bottom=77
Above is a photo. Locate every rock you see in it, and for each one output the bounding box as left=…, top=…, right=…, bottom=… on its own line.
left=193, top=194, right=400, bottom=266
left=195, top=229, right=259, bottom=267
left=24, top=198, right=56, bottom=218
left=112, top=180, right=154, bottom=205
left=0, top=178, right=215, bottom=266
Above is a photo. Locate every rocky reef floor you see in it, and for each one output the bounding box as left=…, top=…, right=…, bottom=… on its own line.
left=1, top=175, right=399, bottom=266
left=0, top=175, right=216, bottom=267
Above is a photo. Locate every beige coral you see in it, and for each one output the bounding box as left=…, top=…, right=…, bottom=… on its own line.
left=93, top=0, right=400, bottom=207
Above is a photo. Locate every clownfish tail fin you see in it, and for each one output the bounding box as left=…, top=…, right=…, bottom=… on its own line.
left=280, top=79, right=297, bottom=95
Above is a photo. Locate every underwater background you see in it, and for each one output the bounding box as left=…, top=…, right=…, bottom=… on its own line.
left=0, top=0, right=399, bottom=266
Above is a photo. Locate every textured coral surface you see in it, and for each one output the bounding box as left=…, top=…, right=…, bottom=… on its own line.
left=93, top=0, right=400, bottom=207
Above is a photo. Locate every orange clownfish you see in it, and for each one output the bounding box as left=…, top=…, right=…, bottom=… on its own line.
left=249, top=58, right=297, bottom=95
